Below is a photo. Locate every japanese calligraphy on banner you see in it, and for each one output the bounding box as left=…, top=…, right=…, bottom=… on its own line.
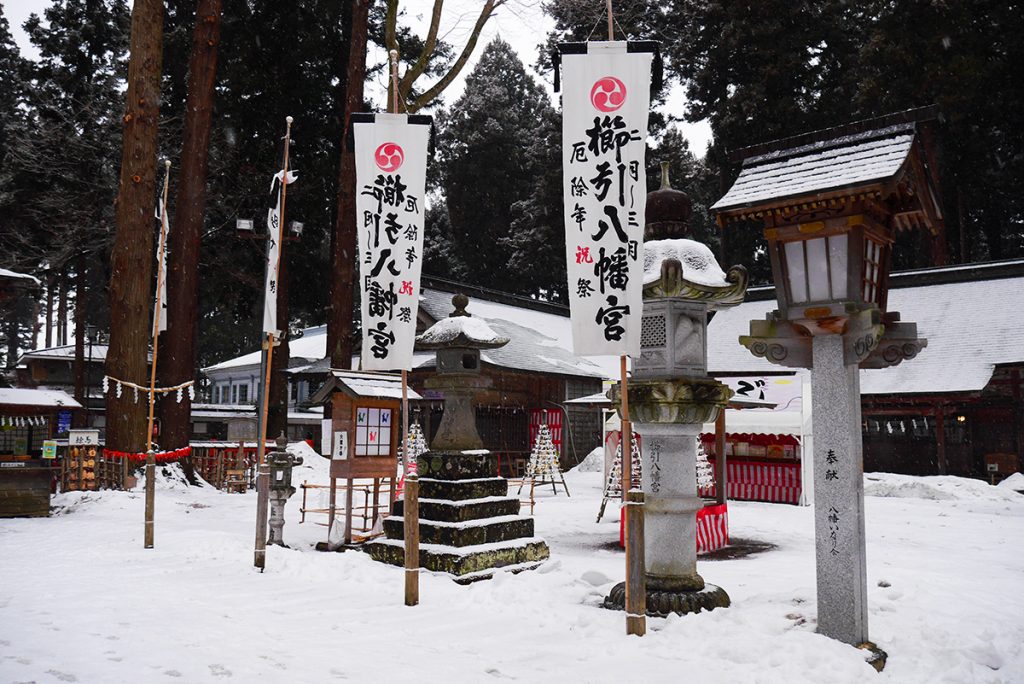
left=263, top=169, right=297, bottom=336
left=353, top=113, right=431, bottom=371
left=560, top=42, right=654, bottom=357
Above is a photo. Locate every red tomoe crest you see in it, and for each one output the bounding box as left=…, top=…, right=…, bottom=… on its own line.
left=590, top=76, right=626, bottom=112
left=375, top=142, right=404, bottom=172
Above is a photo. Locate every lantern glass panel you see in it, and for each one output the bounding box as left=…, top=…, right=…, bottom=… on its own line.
left=784, top=241, right=808, bottom=304
left=828, top=233, right=848, bottom=299
left=863, top=238, right=882, bottom=304
left=806, top=237, right=830, bottom=301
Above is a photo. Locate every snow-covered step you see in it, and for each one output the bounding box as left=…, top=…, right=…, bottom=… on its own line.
left=392, top=494, right=520, bottom=523
left=417, top=476, right=508, bottom=501
left=382, top=513, right=534, bottom=547
left=365, top=535, right=550, bottom=578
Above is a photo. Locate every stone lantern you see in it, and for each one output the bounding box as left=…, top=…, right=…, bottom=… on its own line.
left=266, top=433, right=303, bottom=547
left=366, top=295, right=549, bottom=579
left=605, top=162, right=748, bottom=616
left=712, top=109, right=940, bottom=653
left=416, top=293, right=509, bottom=453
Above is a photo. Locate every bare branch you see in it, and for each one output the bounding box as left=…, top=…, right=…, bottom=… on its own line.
left=397, top=0, right=445, bottom=96
left=405, top=0, right=508, bottom=112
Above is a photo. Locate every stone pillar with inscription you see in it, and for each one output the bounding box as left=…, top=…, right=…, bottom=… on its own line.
left=811, top=335, right=869, bottom=643
left=603, top=164, right=748, bottom=616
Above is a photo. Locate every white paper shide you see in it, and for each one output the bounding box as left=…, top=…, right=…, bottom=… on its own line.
left=562, top=42, right=653, bottom=357
left=354, top=114, right=429, bottom=370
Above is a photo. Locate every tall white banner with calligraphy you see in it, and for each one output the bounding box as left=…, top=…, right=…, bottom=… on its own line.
left=263, top=170, right=296, bottom=336
left=353, top=113, right=430, bottom=371
left=561, top=42, right=653, bottom=357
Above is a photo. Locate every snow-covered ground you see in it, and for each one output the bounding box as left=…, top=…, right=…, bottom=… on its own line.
left=2, top=460, right=1022, bottom=683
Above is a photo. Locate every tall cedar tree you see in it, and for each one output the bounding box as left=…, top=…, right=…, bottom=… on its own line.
left=106, top=0, right=163, bottom=454
left=433, top=38, right=560, bottom=296
left=3, top=1, right=127, bottom=367
left=157, top=0, right=223, bottom=452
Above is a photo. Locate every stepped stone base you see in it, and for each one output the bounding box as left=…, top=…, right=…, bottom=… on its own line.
left=603, top=582, right=730, bottom=617
left=365, top=450, right=549, bottom=581
left=366, top=537, right=550, bottom=580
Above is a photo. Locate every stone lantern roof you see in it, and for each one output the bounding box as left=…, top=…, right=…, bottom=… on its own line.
left=642, top=163, right=748, bottom=306
left=415, top=294, right=510, bottom=350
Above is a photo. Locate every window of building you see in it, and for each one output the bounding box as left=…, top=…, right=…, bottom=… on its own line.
left=238, top=384, right=249, bottom=403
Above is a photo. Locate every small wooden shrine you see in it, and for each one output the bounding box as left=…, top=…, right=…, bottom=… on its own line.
left=310, top=369, right=422, bottom=544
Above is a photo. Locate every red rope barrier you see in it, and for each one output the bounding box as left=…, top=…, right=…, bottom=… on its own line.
left=102, top=446, right=192, bottom=463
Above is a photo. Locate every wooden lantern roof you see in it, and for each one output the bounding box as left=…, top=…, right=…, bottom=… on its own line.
left=712, top=107, right=944, bottom=236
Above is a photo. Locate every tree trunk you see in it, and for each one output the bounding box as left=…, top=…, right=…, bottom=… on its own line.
left=57, top=269, right=67, bottom=346
left=45, top=271, right=54, bottom=348
left=327, top=0, right=368, bottom=372
left=106, top=0, right=163, bottom=455
left=73, top=256, right=87, bottom=426
left=159, top=0, right=222, bottom=460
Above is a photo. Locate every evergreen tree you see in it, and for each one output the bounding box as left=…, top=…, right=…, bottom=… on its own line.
left=647, top=127, right=720, bottom=252
left=435, top=38, right=561, bottom=297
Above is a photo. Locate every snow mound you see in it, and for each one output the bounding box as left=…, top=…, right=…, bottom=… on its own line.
left=417, top=315, right=508, bottom=345
left=643, top=239, right=728, bottom=287
left=864, top=472, right=1023, bottom=502
left=573, top=447, right=604, bottom=472
left=997, top=472, right=1024, bottom=492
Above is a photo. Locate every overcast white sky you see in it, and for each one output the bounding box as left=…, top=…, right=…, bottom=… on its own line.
left=4, top=0, right=712, bottom=155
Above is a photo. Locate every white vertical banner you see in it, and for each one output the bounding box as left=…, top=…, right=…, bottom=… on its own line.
left=561, top=42, right=654, bottom=357
left=153, top=202, right=169, bottom=332
left=353, top=113, right=431, bottom=371
left=263, top=170, right=297, bottom=336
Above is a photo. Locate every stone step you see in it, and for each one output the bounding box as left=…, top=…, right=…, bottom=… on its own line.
left=416, top=451, right=498, bottom=480
left=392, top=495, right=520, bottom=523
left=382, top=514, right=534, bottom=547
left=364, top=536, right=550, bottom=578
left=417, top=476, right=508, bottom=501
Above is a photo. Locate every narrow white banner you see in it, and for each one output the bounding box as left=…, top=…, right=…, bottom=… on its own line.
left=263, top=170, right=296, bottom=336
left=153, top=203, right=169, bottom=332
left=561, top=42, right=653, bottom=357
left=353, top=113, right=430, bottom=371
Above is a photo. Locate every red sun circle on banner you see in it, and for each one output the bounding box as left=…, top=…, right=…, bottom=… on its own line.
left=590, top=76, right=626, bottom=112
left=375, top=142, right=404, bottom=172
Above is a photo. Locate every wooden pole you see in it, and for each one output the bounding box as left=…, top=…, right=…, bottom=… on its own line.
left=715, top=410, right=727, bottom=506
left=144, top=159, right=172, bottom=550
left=625, top=489, right=646, bottom=636
left=606, top=0, right=614, bottom=41
left=404, top=473, right=420, bottom=606
left=254, top=115, right=293, bottom=570
left=391, top=47, right=419, bottom=606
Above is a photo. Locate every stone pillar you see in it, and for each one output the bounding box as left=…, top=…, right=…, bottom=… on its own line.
left=811, top=335, right=868, bottom=645
left=267, top=489, right=291, bottom=547
left=637, top=422, right=704, bottom=592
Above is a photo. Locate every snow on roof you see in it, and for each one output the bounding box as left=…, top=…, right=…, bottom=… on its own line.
left=203, top=325, right=328, bottom=372
left=0, top=388, right=82, bottom=408
left=0, top=267, right=40, bottom=285
left=708, top=272, right=1024, bottom=395
left=418, top=289, right=610, bottom=379
left=643, top=239, right=729, bottom=287
left=329, top=370, right=424, bottom=400
left=711, top=124, right=915, bottom=211
left=416, top=315, right=508, bottom=347
left=17, top=344, right=109, bottom=364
